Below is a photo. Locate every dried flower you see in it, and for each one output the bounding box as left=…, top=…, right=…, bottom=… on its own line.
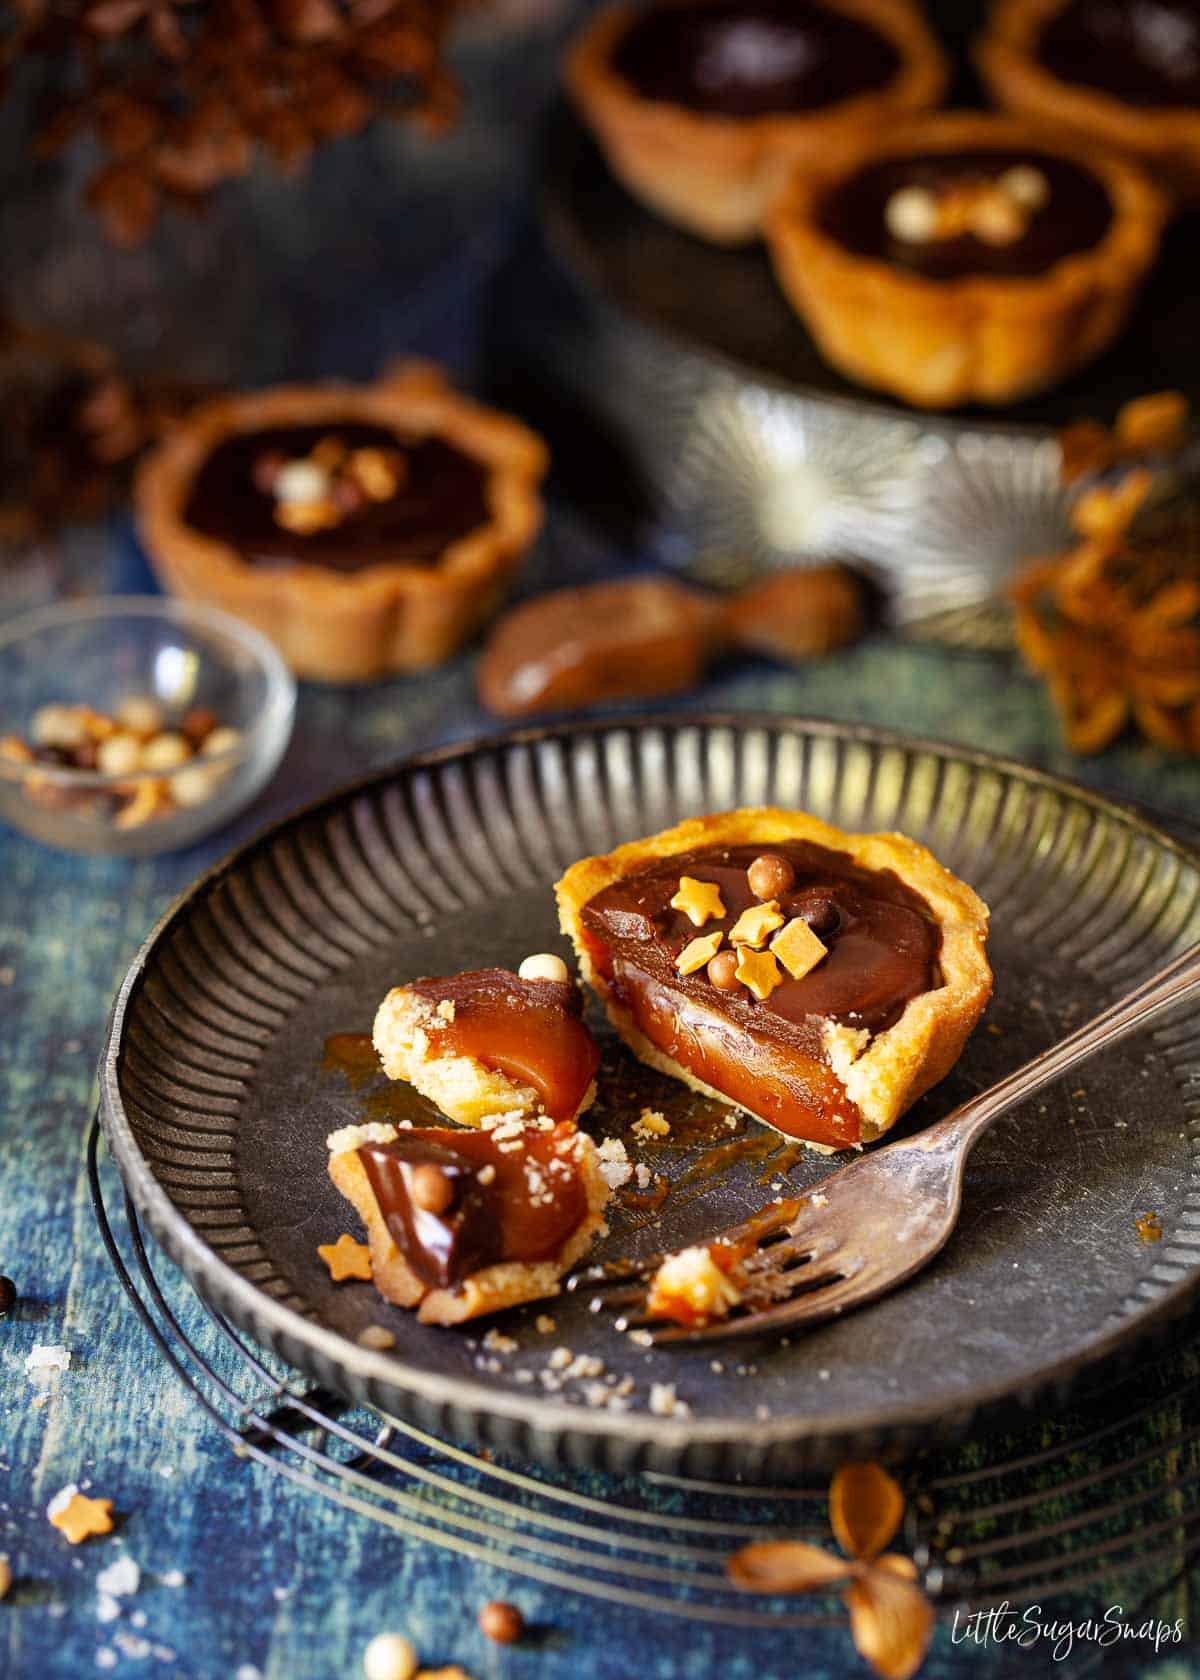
left=728, top=1463, right=934, bottom=1680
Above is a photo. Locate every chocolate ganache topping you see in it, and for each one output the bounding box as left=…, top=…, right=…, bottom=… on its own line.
left=359, top=1125, right=587, bottom=1291
left=612, top=0, right=901, bottom=118
left=582, top=841, right=940, bottom=1052
left=1039, top=0, right=1200, bottom=108
left=819, top=149, right=1113, bottom=280
left=183, top=423, right=490, bottom=571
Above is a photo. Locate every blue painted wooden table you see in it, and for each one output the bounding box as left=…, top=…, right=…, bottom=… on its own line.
left=5, top=12, right=1200, bottom=1675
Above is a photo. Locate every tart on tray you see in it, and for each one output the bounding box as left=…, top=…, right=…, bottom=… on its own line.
left=565, top=0, right=948, bottom=244
left=977, top=0, right=1200, bottom=204
left=556, top=807, right=992, bottom=1152
left=135, top=361, right=548, bottom=682
left=763, top=112, right=1168, bottom=408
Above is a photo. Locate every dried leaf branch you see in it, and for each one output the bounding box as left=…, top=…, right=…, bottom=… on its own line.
left=727, top=1462, right=934, bottom=1680
left=2, top=0, right=462, bottom=244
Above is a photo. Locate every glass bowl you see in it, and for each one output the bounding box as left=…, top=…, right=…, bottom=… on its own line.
left=0, top=597, right=296, bottom=856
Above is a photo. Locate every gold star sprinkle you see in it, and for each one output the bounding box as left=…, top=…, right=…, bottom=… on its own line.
left=728, top=901, right=785, bottom=948
left=771, top=918, right=829, bottom=980
left=670, top=876, right=726, bottom=928
left=675, top=931, right=724, bottom=975
left=735, top=947, right=783, bottom=1002
left=48, top=1491, right=114, bottom=1545
left=318, top=1234, right=373, bottom=1283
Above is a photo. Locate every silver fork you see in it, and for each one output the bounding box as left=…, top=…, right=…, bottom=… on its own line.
left=574, top=940, right=1200, bottom=1343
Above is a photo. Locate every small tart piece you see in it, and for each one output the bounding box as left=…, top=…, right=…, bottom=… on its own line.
left=134, top=361, right=548, bottom=681
left=978, top=0, right=1200, bottom=204
left=556, top=808, right=991, bottom=1150
left=764, top=113, right=1167, bottom=408
left=566, top=0, right=947, bottom=244
left=372, top=967, right=600, bottom=1127
left=328, top=1122, right=610, bottom=1324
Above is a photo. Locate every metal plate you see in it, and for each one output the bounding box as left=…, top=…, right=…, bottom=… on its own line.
left=100, top=717, right=1200, bottom=1481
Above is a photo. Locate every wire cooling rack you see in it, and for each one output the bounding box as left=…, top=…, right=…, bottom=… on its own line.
left=88, top=1115, right=1200, bottom=1635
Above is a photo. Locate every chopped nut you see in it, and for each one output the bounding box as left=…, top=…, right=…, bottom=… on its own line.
left=675, top=930, right=723, bottom=975
left=318, top=1233, right=373, bottom=1282
left=31, top=704, right=89, bottom=750
left=669, top=876, right=725, bottom=928
left=139, top=732, right=191, bottom=772
left=201, top=725, right=243, bottom=760
left=115, top=695, right=164, bottom=737
left=771, top=917, right=829, bottom=980
left=728, top=901, right=784, bottom=948
left=169, top=764, right=221, bottom=807
left=734, top=947, right=783, bottom=1002
left=114, top=780, right=164, bottom=830
left=517, top=952, right=569, bottom=984
left=884, top=185, right=938, bottom=243
left=96, top=733, right=142, bottom=777
left=0, top=735, right=33, bottom=765
left=362, top=1632, right=418, bottom=1680
left=633, top=1108, right=670, bottom=1138
left=48, top=1488, right=114, bottom=1545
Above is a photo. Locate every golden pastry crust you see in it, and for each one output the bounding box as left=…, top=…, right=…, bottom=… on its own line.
left=763, top=113, right=1168, bottom=409
left=565, top=0, right=947, bottom=245
left=977, top=0, right=1200, bottom=205
left=134, top=361, right=548, bottom=683
left=555, top=806, right=992, bottom=1147
left=372, top=983, right=597, bottom=1128
left=328, top=1130, right=610, bottom=1325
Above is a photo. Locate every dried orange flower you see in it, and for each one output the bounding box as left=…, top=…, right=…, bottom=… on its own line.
left=48, top=1488, right=115, bottom=1545
left=318, top=1233, right=373, bottom=1282
left=728, top=1463, right=933, bottom=1680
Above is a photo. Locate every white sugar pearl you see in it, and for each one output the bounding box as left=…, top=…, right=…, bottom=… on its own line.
left=140, top=732, right=192, bottom=772
left=97, top=733, right=143, bottom=777
left=116, top=695, right=165, bottom=736
left=169, top=764, right=219, bottom=807
left=201, top=726, right=243, bottom=760
left=362, top=1632, right=417, bottom=1680
left=275, top=460, right=330, bottom=505
left=518, top=952, right=570, bottom=984
left=1001, top=165, right=1049, bottom=211
left=31, top=704, right=88, bottom=750
left=884, top=185, right=938, bottom=243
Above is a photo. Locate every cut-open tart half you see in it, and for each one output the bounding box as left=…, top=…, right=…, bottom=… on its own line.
left=327, top=1119, right=610, bottom=1325
left=556, top=807, right=991, bottom=1151
left=135, top=361, right=547, bottom=682
left=565, top=0, right=947, bottom=244
left=763, top=112, right=1167, bottom=408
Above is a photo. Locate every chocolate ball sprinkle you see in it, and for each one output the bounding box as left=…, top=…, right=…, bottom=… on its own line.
left=793, top=888, right=840, bottom=940
left=409, top=1163, right=455, bottom=1215
left=747, top=854, right=795, bottom=901
left=706, top=949, right=741, bottom=991
left=478, top=1601, right=525, bottom=1644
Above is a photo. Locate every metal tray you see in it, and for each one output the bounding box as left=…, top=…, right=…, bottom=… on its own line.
left=100, top=716, right=1200, bottom=1481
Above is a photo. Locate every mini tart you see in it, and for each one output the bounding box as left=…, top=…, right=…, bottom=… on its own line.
left=565, top=0, right=947, bottom=245
left=978, top=0, right=1200, bottom=204
left=763, top=113, right=1167, bottom=409
left=372, top=968, right=600, bottom=1127
left=327, top=1120, right=609, bottom=1325
left=134, top=361, right=548, bottom=682
left=555, top=807, right=991, bottom=1151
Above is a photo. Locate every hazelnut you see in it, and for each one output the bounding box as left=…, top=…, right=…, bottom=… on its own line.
left=410, top=1163, right=455, bottom=1215
left=362, top=1633, right=418, bottom=1680
left=884, top=185, right=938, bottom=244
left=201, top=726, right=243, bottom=760
left=0, top=1275, right=16, bottom=1314
left=116, top=695, right=165, bottom=737
left=169, top=764, right=220, bottom=807
left=517, top=952, right=569, bottom=984
left=747, top=854, right=795, bottom=900
left=96, top=733, right=143, bottom=777
left=478, top=1601, right=525, bottom=1644
left=31, top=704, right=88, bottom=751
left=140, top=732, right=192, bottom=772
left=180, top=707, right=220, bottom=749
left=706, top=949, right=741, bottom=991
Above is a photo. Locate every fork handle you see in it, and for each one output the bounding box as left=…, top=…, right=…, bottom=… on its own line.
left=923, top=939, right=1200, bottom=1157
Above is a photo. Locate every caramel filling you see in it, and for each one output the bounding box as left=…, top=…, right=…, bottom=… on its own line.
left=580, top=841, right=940, bottom=1146
left=408, top=969, right=599, bottom=1121
left=360, top=1125, right=588, bottom=1291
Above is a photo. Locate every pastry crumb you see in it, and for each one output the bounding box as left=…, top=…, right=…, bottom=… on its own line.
left=596, top=1136, right=634, bottom=1189
left=648, top=1382, right=690, bottom=1418
left=326, top=1122, right=399, bottom=1154
left=632, top=1108, right=670, bottom=1139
